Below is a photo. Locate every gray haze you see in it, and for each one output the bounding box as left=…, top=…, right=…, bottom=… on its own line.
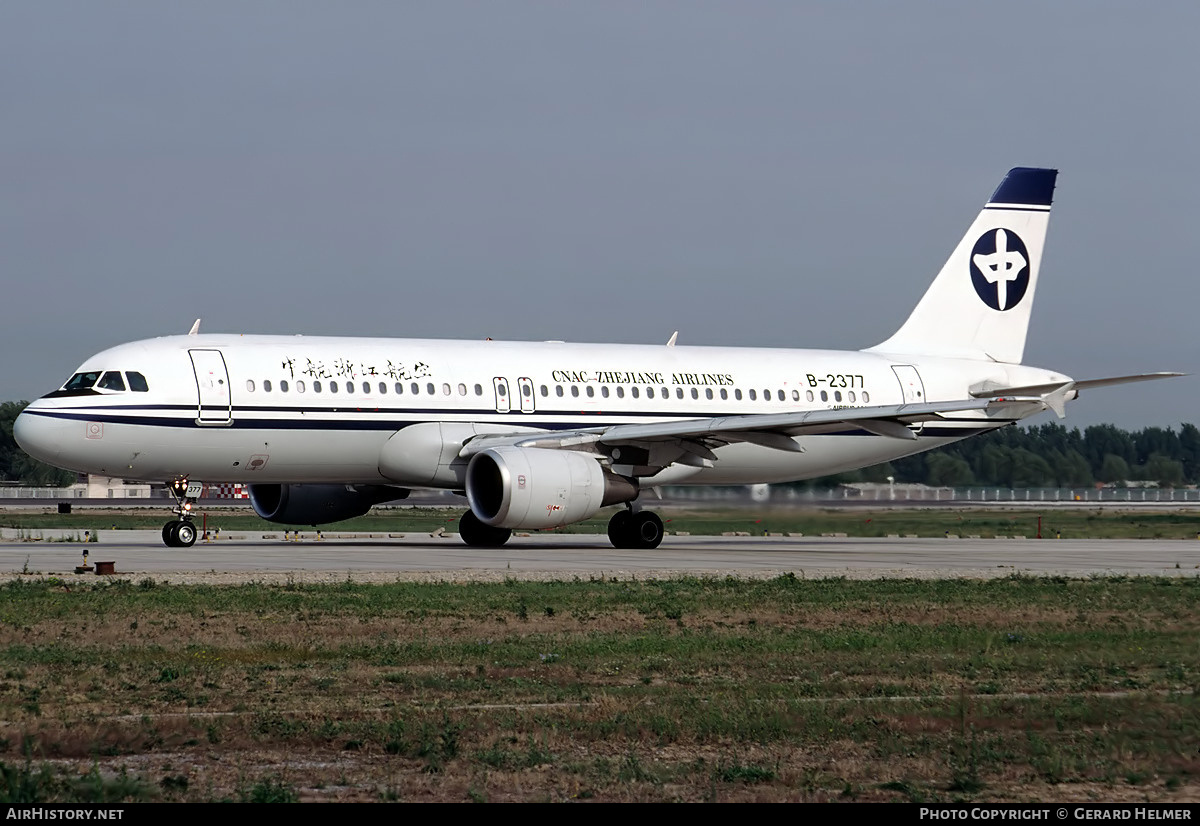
left=2, top=2, right=1195, bottom=430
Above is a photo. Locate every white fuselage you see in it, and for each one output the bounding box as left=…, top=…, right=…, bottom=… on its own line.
left=15, top=334, right=1069, bottom=487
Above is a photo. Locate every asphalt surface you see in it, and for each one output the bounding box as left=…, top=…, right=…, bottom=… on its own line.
left=2, top=528, right=1198, bottom=581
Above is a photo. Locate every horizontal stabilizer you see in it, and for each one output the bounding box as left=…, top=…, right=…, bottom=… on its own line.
left=970, top=372, right=1184, bottom=398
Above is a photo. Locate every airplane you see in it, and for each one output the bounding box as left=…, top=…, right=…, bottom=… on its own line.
left=13, top=167, right=1181, bottom=550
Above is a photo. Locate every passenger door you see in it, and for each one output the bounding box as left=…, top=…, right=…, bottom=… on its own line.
left=190, top=349, right=233, bottom=425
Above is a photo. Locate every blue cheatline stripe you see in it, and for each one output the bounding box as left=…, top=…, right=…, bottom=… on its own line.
left=23, top=408, right=1010, bottom=439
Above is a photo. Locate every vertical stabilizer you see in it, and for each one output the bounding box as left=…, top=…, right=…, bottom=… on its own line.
left=867, top=167, right=1057, bottom=364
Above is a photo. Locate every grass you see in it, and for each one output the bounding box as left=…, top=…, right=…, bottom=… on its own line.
left=0, top=575, right=1197, bottom=801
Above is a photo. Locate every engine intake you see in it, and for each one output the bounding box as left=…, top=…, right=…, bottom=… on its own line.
left=466, top=447, right=637, bottom=530
left=248, top=484, right=408, bottom=526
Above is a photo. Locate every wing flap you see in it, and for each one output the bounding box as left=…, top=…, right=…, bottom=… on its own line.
left=596, top=398, right=996, bottom=446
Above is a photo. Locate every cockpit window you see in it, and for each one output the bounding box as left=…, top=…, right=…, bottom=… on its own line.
left=98, top=372, right=126, bottom=391
left=126, top=372, right=149, bottom=392
left=63, top=371, right=102, bottom=391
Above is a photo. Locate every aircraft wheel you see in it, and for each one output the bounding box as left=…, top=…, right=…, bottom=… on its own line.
left=175, top=521, right=198, bottom=548
left=162, top=521, right=179, bottom=547
left=630, top=512, right=664, bottom=550
left=607, top=510, right=633, bottom=549
left=459, top=510, right=512, bottom=547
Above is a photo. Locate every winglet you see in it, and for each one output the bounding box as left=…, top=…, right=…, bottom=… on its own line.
left=187, top=319, right=201, bottom=336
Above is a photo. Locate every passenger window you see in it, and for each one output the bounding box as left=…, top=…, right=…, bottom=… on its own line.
left=763, top=389, right=771, bottom=400
left=660, top=387, right=668, bottom=399
left=601, top=386, right=610, bottom=398
left=676, top=388, right=683, bottom=399
left=749, top=389, right=757, bottom=401
left=556, top=386, right=564, bottom=397
left=735, top=389, right=742, bottom=400
left=264, top=380, right=272, bottom=392
left=330, top=381, right=338, bottom=393
left=362, top=382, right=370, bottom=394
left=247, top=380, right=256, bottom=392
left=280, top=380, right=289, bottom=393
left=458, top=383, right=467, bottom=396
left=834, top=391, right=842, bottom=402
left=777, top=389, right=785, bottom=401
left=98, top=372, right=126, bottom=391
left=540, top=385, right=548, bottom=397
left=631, top=387, right=639, bottom=399
left=442, top=383, right=451, bottom=396
left=585, top=385, right=594, bottom=397
left=820, top=390, right=828, bottom=402
left=314, top=381, right=322, bottom=393
left=705, top=389, right=713, bottom=400
left=570, top=386, right=579, bottom=397
left=296, top=381, right=305, bottom=393
left=791, top=390, right=799, bottom=401
left=690, top=388, right=698, bottom=400
left=475, top=384, right=483, bottom=396
left=427, top=383, right=435, bottom=395
left=806, top=390, right=814, bottom=402
left=720, top=389, right=728, bottom=400
left=616, top=387, right=624, bottom=398
left=411, top=382, right=419, bottom=394
left=395, top=383, right=403, bottom=394
left=862, top=391, right=870, bottom=403
left=848, top=391, right=856, bottom=402
left=646, top=387, right=654, bottom=398
left=126, top=372, right=149, bottom=392
left=380, top=382, right=387, bottom=394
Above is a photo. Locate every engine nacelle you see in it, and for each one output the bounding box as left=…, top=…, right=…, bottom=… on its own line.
left=466, top=447, right=637, bottom=530
left=248, top=484, right=408, bottom=526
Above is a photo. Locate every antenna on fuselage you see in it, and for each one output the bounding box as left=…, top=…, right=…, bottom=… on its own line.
left=666, top=331, right=678, bottom=347
left=187, top=319, right=201, bottom=336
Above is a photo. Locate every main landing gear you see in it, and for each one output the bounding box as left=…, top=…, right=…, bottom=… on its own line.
left=458, top=510, right=512, bottom=547
left=162, top=477, right=200, bottom=548
left=455, top=506, right=664, bottom=549
left=607, top=507, right=664, bottom=549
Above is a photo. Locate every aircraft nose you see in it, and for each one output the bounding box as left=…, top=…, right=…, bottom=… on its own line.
left=13, top=406, right=63, bottom=464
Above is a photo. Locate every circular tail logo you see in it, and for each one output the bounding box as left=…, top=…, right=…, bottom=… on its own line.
left=970, top=228, right=1029, bottom=311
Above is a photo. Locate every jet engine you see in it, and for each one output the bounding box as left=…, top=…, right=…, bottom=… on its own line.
left=248, top=484, right=408, bottom=526
left=466, top=447, right=637, bottom=530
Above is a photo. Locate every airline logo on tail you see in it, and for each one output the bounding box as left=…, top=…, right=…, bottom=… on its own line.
left=970, top=228, right=1030, bottom=311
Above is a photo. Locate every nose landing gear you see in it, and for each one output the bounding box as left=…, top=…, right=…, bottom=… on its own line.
left=162, top=477, right=202, bottom=548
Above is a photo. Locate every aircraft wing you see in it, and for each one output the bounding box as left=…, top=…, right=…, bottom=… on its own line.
left=461, top=396, right=1049, bottom=474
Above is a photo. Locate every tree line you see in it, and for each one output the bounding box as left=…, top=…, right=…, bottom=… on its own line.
left=3, top=398, right=1198, bottom=490
left=833, top=422, right=1200, bottom=489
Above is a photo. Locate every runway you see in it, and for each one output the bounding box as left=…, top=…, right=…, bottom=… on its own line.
left=1, top=529, right=1198, bottom=582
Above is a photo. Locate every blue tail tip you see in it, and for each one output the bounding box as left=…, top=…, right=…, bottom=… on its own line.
left=989, top=167, right=1058, bottom=207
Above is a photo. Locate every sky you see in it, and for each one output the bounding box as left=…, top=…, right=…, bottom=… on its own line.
left=1, top=2, right=1196, bottom=430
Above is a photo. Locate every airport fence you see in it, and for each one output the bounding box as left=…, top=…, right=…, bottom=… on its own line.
left=664, top=485, right=1200, bottom=505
